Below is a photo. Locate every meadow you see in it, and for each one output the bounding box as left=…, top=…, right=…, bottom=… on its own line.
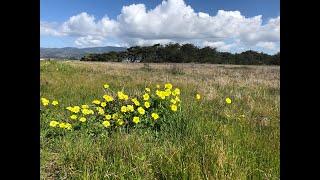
left=40, top=60, right=279, bottom=179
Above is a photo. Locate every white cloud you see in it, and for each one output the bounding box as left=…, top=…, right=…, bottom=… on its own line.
left=60, top=12, right=118, bottom=37
left=61, top=12, right=98, bottom=36
left=74, top=35, right=105, bottom=47
left=239, top=16, right=280, bottom=45
left=40, top=21, right=65, bottom=36
left=256, top=42, right=277, bottom=50
left=40, top=0, right=280, bottom=53
left=202, top=41, right=236, bottom=52
left=115, top=1, right=267, bottom=41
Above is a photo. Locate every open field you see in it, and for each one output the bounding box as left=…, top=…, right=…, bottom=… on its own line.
left=40, top=61, right=279, bottom=179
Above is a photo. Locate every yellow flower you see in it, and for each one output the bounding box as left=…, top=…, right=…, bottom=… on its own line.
left=66, top=106, right=73, bottom=111
left=89, top=109, right=94, bottom=114
left=196, top=94, right=201, bottom=100
left=79, top=117, right=86, bottom=122
left=65, top=123, right=72, bottom=130
left=70, top=115, right=77, bottom=120
left=144, top=101, right=150, bottom=108
left=96, top=107, right=105, bottom=115
left=49, top=121, right=59, bottom=127
left=117, top=119, right=124, bottom=126
left=117, top=91, right=123, bottom=97
left=101, top=102, right=107, bottom=107
left=105, top=114, right=112, bottom=120
left=121, top=106, right=128, bottom=113
left=117, top=91, right=128, bottom=100
left=102, top=120, right=111, bottom=128
left=156, top=84, right=160, bottom=88
left=58, top=122, right=72, bottom=130
left=172, top=91, right=176, bottom=96
left=92, top=100, right=101, bottom=105
left=81, top=109, right=89, bottom=115
left=81, top=104, right=89, bottom=109
left=127, top=105, right=134, bottom=112
left=103, top=95, right=114, bottom=102
left=112, top=113, right=118, bottom=120
left=143, top=93, right=150, bottom=101
left=82, top=109, right=94, bottom=115
left=137, top=107, right=145, bottom=115
left=67, top=106, right=79, bottom=113
left=72, top=106, right=80, bottom=113
left=175, top=96, right=180, bottom=102
left=52, top=100, right=59, bottom=106
left=165, top=83, right=173, bottom=89
left=59, top=122, right=66, bottom=128
left=164, top=89, right=171, bottom=96
left=171, top=104, right=178, bottom=112
left=170, top=99, right=177, bottom=104
left=226, top=97, right=232, bottom=104
left=173, top=88, right=180, bottom=95
left=151, top=113, right=159, bottom=120
left=81, top=109, right=88, bottom=115
left=145, top=87, right=151, bottom=92
left=131, top=98, right=140, bottom=106
left=103, top=83, right=109, bottom=89
left=41, top=98, right=50, bottom=106
left=156, top=90, right=166, bottom=99
left=133, top=116, right=140, bottom=124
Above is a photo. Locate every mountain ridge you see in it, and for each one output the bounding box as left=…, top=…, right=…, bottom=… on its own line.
left=40, top=46, right=126, bottom=59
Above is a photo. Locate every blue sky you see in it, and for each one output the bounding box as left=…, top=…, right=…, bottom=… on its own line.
left=40, top=0, right=280, bottom=54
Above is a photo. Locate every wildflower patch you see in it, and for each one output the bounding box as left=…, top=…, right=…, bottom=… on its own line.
left=40, top=83, right=201, bottom=134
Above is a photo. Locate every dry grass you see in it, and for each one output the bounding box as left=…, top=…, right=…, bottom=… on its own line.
left=67, top=61, right=279, bottom=87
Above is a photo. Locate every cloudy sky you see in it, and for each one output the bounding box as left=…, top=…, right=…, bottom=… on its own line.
left=40, top=0, right=280, bottom=54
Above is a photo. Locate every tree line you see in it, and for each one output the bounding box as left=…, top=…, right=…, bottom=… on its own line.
left=80, top=43, right=280, bottom=65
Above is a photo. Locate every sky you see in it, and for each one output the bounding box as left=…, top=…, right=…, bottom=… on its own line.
left=40, top=0, right=280, bottom=54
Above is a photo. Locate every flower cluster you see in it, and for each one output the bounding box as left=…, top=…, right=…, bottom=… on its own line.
left=41, top=98, right=59, bottom=106
left=49, top=120, right=72, bottom=130
left=41, top=83, right=187, bottom=132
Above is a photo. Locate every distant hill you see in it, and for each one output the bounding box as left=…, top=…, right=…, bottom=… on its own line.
left=40, top=46, right=126, bottom=59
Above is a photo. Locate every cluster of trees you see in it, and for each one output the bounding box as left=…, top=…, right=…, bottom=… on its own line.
left=80, top=43, right=280, bottom=65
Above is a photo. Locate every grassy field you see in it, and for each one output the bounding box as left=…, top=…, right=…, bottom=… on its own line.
left=40, top=61, right=279, bottom=179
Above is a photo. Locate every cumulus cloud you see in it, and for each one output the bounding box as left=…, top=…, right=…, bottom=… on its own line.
left=60, top=12, right=118, bottom=37
left=61, top=13, right=98, bottom=36
left=40, top=21, right=65, bottom=36
left=40, top=0, right=280, bottom=53
left=239, top=16, right=280, bottom=45
left=74, top=35, right=105, bottom=47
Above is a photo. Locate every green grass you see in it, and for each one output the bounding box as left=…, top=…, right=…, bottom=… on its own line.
left=40, top=61, right=279, bottom=179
